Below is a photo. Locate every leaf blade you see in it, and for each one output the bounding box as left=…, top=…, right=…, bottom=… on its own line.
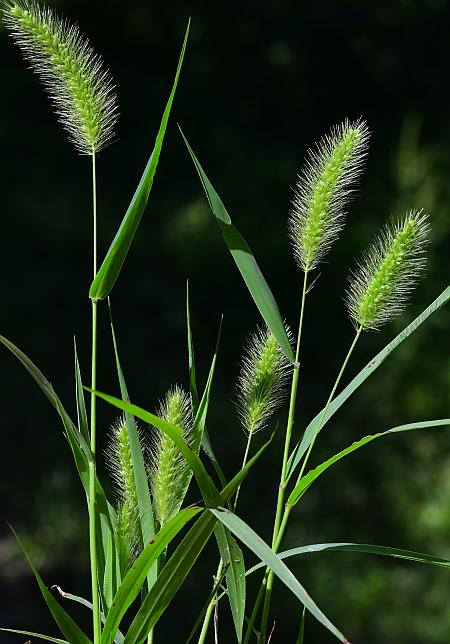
left=180, top=129, right=294, bottom=363
left=89, top=21, right=190, bottom=300
left=287, top=284, right=450, bottom=478
left=288, top=419, right=450, bottom=506
left=210, top=509, right=348, bottom=643
left=100, top=507, right=201, bottom=644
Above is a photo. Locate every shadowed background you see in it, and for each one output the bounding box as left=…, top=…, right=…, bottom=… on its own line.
left=0, top=0, right=449, bottom=642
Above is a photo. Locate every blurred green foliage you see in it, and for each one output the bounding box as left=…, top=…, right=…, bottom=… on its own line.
left=0, top=0, right=449, bottom=642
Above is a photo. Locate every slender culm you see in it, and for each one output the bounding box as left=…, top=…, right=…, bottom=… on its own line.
left=2, top=0, right=118, bottom=154
left=106, top=416, right=140, bottom=574
left=237, top=325, right=291, bottom=434
left=150, top=386, right=193, bottom=529
left=346, top=210, right=429, bottom=330
left=289, top=119, right=369, bottom=271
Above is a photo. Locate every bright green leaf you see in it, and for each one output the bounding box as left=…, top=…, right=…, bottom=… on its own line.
left=287, top=284, right=450, bottom=479
left=180, top=129, right=294, bottom=363
left=89, top=21, right=190, bottom=301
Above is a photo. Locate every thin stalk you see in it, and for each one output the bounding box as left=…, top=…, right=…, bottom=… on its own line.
left=259, top=325, right=363, bottom=640
left=197, top=560, right=224, bottom=644
left=233, top=431, right=254, bottom=512
left=88, top=151, right=101, bottom=643
left=198, top=430, right=253, bottom=642
left=271, top=270, right=308, bottom=546
left=255, top=271, right=308, bottom=641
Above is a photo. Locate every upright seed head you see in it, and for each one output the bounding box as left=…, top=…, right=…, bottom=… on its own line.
left=236, top=325, right=291, bottom=434
left=150, top=386, right=193, bottom=529
left=289, top=119, right=369, bottom=272
left=346, top=209, right=429, bottom=331
left=2, top=0, right=118, bottom=154
left=105, top=416, right=140, bottom=575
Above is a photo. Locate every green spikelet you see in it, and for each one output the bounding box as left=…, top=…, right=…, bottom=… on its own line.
left=237, top=325, right=291, bottom=434
left=289, top=119, right=369, bottom=272
left=106, top=416, right=140, bottom=575
left=346, top=210, right=429, bottom=331
left=3, top=0, right=118, bottom=154
left=150, top=386, right=193, bottom=529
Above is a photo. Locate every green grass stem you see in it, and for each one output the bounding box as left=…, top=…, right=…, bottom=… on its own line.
left=259, top=323, right=362, bottom=641
left=89, top=151, right=101, bottom=643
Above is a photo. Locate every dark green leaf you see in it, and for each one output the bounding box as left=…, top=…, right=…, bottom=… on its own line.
left=89, top=22, right=190, bottom=300
left=246, top=542, right=450, bottom=575
left=109, top=302, right=156, bottom=589
left=210, top=509, right=348, bottom=643
left=10, top=527, right=92, bottom=644
left=287, top=285, right=450, bottom=479
left=122, top=438, right=271, bottom=643
left=0, top=630, right=67, bottom=643
left=288, top=419, right=450, bottom=506
left=186, top=280, right=199, bottom=414
left=180, top=130, right=294, bottom=363
left=101, top=508, right=201, bottom=644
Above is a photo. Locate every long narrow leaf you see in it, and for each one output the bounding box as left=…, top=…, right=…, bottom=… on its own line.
left=89, top=390, right=219, bottom=503
left=246, top=542, right=450, bottom=575
left=288, top=419, right=450, bottom=506
left=10, top=528, right=92, bottom=644
left=109, top=302, right=156, bottom=587
left=180, top=129, right=294, bottom=363
left=215, top=527, right=246, bottom=642
left=183, top=304, right=245, bottom=637
left=53, top=587, right=125, bottom=644
left=287, top=284, right=450, bottom=479
left=0, top=335, right=115, bottom=597
left=210, top=509, right=348, bottom=643
left=74, top=338, right=89, bottom=444
left=0, top=630, right=67, bottom=644
left=101, top=507, right=201, bottom=644
left=89, top=22, right=190, bottom=301
left=186, top=280, right=199, bottom=414
left=123, top=438, right=271, bottom=643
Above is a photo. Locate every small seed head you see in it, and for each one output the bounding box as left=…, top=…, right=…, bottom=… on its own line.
left=105, top=416, right=140, bottom=574
left=236, top=325, right=291, bottom=434
left=289, top=119, right=369, bottom=272
left=3, top=0, right=118, bottom=154
left=150, top=386, right=193, bottom=529
left=346, top=209, right=429, bottom=331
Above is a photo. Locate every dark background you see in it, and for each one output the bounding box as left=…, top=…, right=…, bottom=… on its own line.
left=1, top=0, right=450, bottom=642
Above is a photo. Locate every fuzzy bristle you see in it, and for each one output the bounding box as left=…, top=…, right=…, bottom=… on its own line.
left=346, top=209, right=429, bottom=331
left=105, top=416, right=140, bottom=574
left=289, top=119, right=369, bottom=272
left=3, top=0, right=118, bottom=154
left=150, top=386, right=193, bottom=529
left=236, top=325, right=291, bottom=434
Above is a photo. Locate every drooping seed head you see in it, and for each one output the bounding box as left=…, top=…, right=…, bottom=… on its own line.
left=289, top=119, right=369, bottom=272
left=3, top=0, right=118, bottom=154
left=346, top=210, right=429, bottom=331
left=150, top=386, right=193, bottom=529
left=236, top=325, right=291, bottom=434
left=105, top=416, right=140, bottom=574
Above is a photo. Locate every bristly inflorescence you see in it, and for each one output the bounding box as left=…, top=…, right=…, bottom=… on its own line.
left=289, top=119, right=370, bottom=272
left=3, top=0, right=118, bottom=154
left=106, top=416, right=140, bottom=575
left=150, top=386, right=193, bottom=529
left=236, top=325, right=291, bottom=434
left=346, top=209, right=429, bottom=331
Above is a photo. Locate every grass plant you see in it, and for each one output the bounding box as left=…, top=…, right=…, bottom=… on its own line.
left=1, top=2, right=450, bottom=643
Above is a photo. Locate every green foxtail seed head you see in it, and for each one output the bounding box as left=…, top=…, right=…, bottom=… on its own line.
left=150, top=386, right=193, bottom=529
left=106, top=416, right=140, bottom=575
left=3, top=0, right=118, bottom=154
left=289, top=119, right=369, bottom=272
left=236, top=325, right=291, bottom=434
left=346, top=210, right=429, bottom=331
